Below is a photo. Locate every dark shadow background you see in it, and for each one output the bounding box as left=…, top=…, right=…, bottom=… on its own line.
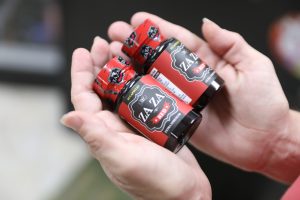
left=59, top=0, right=299, bottom=199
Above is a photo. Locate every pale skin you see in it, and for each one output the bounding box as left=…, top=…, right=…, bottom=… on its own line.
left=61, top=12, right=300, bottom=200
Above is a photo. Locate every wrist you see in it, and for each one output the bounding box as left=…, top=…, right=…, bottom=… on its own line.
left=133, top=170, right=211, bottom=200
left=178, top=170, right=212, bottom=200
left=260, top=110, right=300, bottom=183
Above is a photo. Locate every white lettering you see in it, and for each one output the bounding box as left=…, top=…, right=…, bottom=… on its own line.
left=190, top=52, right=198, bottom=60
left=179, top=57, right=195, bottom=71
left=149, top=93, right=165, bottom=107
left=138, top=107, right=153, bottom=122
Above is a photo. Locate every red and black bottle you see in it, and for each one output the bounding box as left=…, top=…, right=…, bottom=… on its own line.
left=93, top=56, right=201, bottom=152
left=122, top=19, right=224, bottom=111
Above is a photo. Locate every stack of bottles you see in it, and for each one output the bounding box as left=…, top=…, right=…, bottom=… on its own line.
left=93, top=19, right=224, bottom=152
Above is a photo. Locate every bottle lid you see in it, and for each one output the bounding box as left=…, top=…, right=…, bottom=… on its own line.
left=122, top=19, right=165, bottom=66
left=93, top=56, right=137, bottom=103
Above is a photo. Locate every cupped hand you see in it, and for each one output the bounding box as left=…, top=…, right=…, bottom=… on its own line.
left=61, top=37, right=211, bottom=200
left=107, top=12, right=292, bottom=182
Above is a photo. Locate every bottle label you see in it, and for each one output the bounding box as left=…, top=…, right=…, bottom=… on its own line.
left=108, top=68, right=125, bottom=84
left=140, top=45, right=155, bottom=60
left=167, top=40, right=217, bottom=84
left=118, top=75, right=191, bottom=146
left=124, top=32, right=137, bottom=48
left=127, top=84, right=179, bottom=132
left=150, top=68, right=192, bottom=104
left=147, top=26, right=161, bottom=41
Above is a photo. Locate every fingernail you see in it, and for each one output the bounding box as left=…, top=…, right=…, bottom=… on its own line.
left=60, top=113, right=83, bottom=131
left=202, top=17, right=212, bottom=23
left=93, top=36, right=101, bottom=43
left=202, top=18, right=220, bottom=29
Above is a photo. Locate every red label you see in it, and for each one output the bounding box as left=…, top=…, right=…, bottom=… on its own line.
left=148, top=39, right=219, bottom=105
left=117, top=75, right=192, bottom=146
left=151, top=102, right=170, bottom=124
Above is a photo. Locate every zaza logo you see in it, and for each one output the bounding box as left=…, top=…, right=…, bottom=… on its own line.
left=108, top=68, right=124, bottom=84
left=140, top=45, right=154, bottom=59
left=117, top=56, right=130, bottom=66
left=124, top=32, right=136, bottom=48
left=170, top=43, right=211, bottom=82
left=129, top=85, right=178, bottom=132
left=148, top=26, right=160, bottom=40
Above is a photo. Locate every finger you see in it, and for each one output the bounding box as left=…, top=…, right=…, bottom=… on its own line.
left=108, top=12, right=221, bottom=69
left=96, top=110, right=133, bottom=133
left=71, top=48, right=102, bottom=112
left=90, top=36, right=111, bottom=73
left=108, top=21, right=133, bottom=42
left=130, top=12, right=205, bottom=52
left=131, top=12, right=222, bottom=68
left=61, top=111, right=211, bottom=199
left=177, top=146, right=203, bottom=168
left=61, top=111, right=202, bottom=171
left=61, top=111, right=124, bottom=158
left=202, top=18, right=263, bottom=69
left=109, top=41, right=130, bottom=59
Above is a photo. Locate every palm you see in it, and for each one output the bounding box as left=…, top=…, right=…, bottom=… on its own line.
left=69, top=38, right=210, bottom=199
left=195, top=53, right=289, bottom=170
left=63, top=12, right=295, bottom=198
left=107, top=13, right=289, bottom=171
left=86, top=111, right=204, bottom=198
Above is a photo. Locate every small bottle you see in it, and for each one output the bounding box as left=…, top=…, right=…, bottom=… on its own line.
left=93, top=56, right=202, bottom=152
left=122, top=19, right=224, bottom=111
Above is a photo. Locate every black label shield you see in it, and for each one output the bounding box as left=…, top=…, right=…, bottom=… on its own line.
left=168, top=41, right=216, bottom=84
left=140, top=45, right=155, bottom=60
left=108, top=68, right=124, bottom=84
left=124, top=32, right=137, bottom=48
left=147, top=26, right=160, bottom=41
left=128, top=85, right=178, bottom=132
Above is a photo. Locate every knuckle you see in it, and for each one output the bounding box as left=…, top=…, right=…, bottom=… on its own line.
left=262, top=56, right=273, bottom=65
left=71, top=94, right=82, bottom=108
left=233, top=32, right=243, bottom=39
left=79, top=121, right=106, bottom=153
left=232, top=32, right=245, bottom=44
left=86, top=135, right=102, bottom=153
left=96, top=110, right=117, bottom=120
left=70, top=95, right=78, bottom=106
left=252, top=53, right=273, bottom=68
left=72, top=48, right=87, bottom=57
left=119, top=161, right=139, bottom=177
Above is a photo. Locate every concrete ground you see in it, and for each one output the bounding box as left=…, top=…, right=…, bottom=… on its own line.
left=0, top=83, right=129, bottom=200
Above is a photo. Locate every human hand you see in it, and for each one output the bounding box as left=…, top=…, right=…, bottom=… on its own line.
left=61, top=37, right=211, bottom=199
left=107, top=12, right=298, bottom=183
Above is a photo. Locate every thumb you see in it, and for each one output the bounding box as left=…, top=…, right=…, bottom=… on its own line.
left=60, top=111, right=123, bottom=158
left=202, top=18, right=262, bottom=68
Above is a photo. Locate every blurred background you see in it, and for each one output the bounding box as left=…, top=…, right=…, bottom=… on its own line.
left=0, top=0, right=299, bottom=199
